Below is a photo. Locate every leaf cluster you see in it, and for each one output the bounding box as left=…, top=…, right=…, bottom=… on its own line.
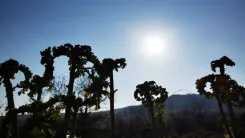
left=196, top=56, right=245, bottom=108
left=134, top=81, right=168, bottom=107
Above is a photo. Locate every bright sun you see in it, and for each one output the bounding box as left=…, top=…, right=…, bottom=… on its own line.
left=140, top=33, right=168, bottom=58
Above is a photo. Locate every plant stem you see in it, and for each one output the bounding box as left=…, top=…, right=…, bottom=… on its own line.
left=109, top=72, right=115, bottom=138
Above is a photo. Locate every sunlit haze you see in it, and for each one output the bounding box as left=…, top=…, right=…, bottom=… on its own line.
left=140, top=33, right=168, bottom=58
left=0, top=0, right=245, bottom=111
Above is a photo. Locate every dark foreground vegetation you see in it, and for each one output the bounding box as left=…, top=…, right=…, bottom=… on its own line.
left=0, top=43, right=245, bottom=138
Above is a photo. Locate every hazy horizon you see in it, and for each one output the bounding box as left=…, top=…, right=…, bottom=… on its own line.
left=1, top=0, right=245, bottom=111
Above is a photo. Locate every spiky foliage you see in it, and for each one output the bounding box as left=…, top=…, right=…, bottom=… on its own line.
left=196, top=56, right=245, bottom=138
left=93, top=58, right=126, bottom=138
left=0, top=56, right=64, bottom=138
left=15, top=49, right=62, bottom=138
left=96, top=58, right=126, bottom=78
left=0, top=44, right=126, bottom=138
left=134, top=81, right=168, bottom=137
left=0, top=59, right=32, bottom=138
left=40, top=43, right=105, bottom=138
left=134, top=81, right=168, bottom=108
left=18, top=95, right=63, bottom=138
left=83, top=73, right=109, bottom=110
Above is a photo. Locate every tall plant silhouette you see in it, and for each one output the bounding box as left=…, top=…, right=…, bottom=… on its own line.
left=40, top=43, right=100, bottom=138
left=196, top=56, right=245, bottom=138
left=0, top=54, right=63, bottom=138
left=17, top=54, right=62, bottom=138
left=0, top=59, right=32, bottom=138
left=69, top=74, right=109, bottom=138
left=50, top=74, right=107, bottom=137
left=134, top=81, right=168, bottom=137
left=95, top=58, right=126, bottom=138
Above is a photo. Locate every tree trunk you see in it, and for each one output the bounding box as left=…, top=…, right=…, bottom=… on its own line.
left=3, top=79, right=19, bottom=138
left=149, top=105, right=156, bottom=138
left=109, top=72, right=115, bottom=138
left=36, top=88, right=42, bottom=102
left=221, top=73, right=237, bottom=137
left=70, top=108, right=78, bottom=138
left=0, top=112, right=12, bottom=138
left=215, top=94, right=233, bottom=138
left=80, top=106, right=89, bottom=138
left=54, top=67, right=76, bottom=138
left=227, top=101, right=238, bottom=137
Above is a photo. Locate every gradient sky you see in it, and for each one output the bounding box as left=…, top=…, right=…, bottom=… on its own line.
left=0, top=0, right=245, bottom=110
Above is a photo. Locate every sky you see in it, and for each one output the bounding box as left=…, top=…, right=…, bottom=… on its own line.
left=0, top=0, right=245, bottom=111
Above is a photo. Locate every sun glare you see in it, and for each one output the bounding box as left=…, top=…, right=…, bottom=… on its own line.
left=140, top=33, right=168, bottom=58
left=130, top=23, right=176, bottom=61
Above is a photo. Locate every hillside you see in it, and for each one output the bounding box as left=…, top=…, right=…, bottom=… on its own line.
left=0, top=94, right=223, bottom=125
left=113, top=94, right=219, bottom=117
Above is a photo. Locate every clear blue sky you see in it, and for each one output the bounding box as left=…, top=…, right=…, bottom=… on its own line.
left=0, top=0, right=245, bottom=110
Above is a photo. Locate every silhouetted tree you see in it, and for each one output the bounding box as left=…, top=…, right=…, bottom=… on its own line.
left=17, top=74, right=63, bottom=138
left=134, top=81, right=168, bottom=138
left=40, top=43, right=101, bottom=138
left=95, top=58, right=126, bottom=138
left=14, top=46, right=65, bottom=138
left=75, top=75, right=107, bottom=138
left=196, top=56, right=245, bottom=138
left=0, top=59, right=32, bottom=138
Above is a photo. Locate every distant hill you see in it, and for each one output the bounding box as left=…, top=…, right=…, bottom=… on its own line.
left=164, top=94, right=218, bottom=111
left=113, top=94, right=219, bottom=117
left=0, top=94, right=224, bottom=126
